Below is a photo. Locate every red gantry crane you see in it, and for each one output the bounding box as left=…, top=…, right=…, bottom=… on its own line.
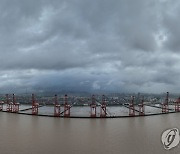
left=12, top=94, right=19, bottom=113
left=32, top=94, right=39, bottom=115
left=138, top=96, right=145, bottom=116
left=54, top=94, right=60, bottom=117
left=162, top=92, right=169, bottom=113
left=6, top=94, right=13, bottom=112
left=100, top=95, right=107, bottom=117
left=90, top=95, right=96, bottom=117
left=129, top=96, right=135, bottom=116
left=175, top=97, right=180, bottom=112
left=0, top=98, right=4, bottom=111
left=64, top=94, right=70, bottom=117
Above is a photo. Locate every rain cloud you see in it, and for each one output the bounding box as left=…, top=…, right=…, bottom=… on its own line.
left=0, top=0, right=180, bottom=93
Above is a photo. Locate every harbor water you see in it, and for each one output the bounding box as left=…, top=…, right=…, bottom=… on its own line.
left=0, top=112, right=179, bottom=154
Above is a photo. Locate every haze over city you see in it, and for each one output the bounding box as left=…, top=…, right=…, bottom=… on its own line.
left=0, top=0, right=180, bottom=93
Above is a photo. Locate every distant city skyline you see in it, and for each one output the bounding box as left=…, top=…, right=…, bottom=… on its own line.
left=0, top=0, right=180, bottom=93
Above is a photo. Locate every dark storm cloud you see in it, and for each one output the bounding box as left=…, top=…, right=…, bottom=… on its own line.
left=161, top=1, right=180, bottom=52
left=0, top=0, right=180, bottom=93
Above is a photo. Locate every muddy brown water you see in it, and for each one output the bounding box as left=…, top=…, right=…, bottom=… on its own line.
left=0, top=112, right=179, bottom=154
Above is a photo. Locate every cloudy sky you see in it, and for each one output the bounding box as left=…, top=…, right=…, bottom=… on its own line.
left=0, top=0, right=180, bottom=93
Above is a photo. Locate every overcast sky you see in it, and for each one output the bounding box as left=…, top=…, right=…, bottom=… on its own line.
left=0, top=0, right=180, bottom=93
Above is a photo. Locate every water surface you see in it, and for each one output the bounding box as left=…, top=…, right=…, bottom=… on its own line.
left=0, top=112, right=179, bottom=154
